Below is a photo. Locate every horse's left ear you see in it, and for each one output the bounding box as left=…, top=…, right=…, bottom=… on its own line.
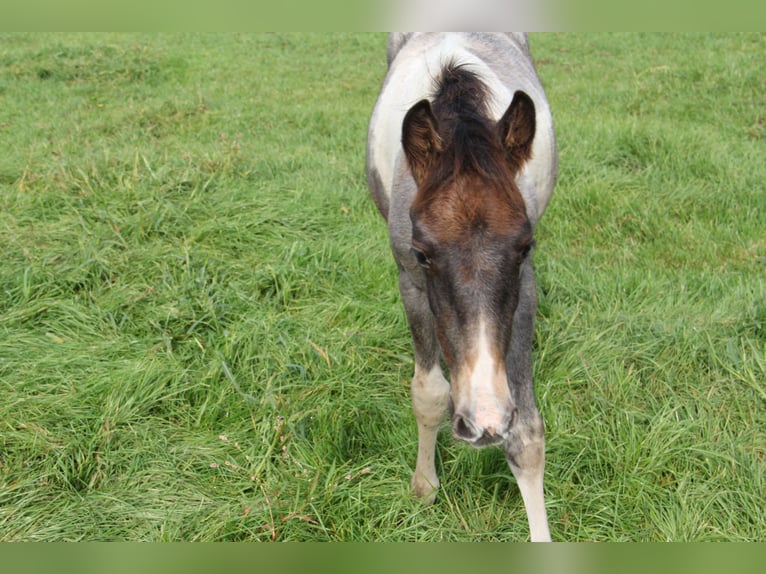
left=498, top=90, right=536, bottom=172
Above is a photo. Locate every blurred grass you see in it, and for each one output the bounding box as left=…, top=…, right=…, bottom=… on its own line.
left=0, top=33, right=764, bottom=541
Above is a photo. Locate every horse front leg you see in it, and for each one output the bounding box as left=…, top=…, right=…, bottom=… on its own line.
left=399, top=271, right=449, bottom=504
left=505, top=258, right=551, bottom=541
left=410, top=363, right=449, bottom=503
left=505, top=417, right=551, bottom=542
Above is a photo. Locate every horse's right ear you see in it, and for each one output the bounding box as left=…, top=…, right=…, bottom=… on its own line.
left=402, top=100, right=442, bottom=186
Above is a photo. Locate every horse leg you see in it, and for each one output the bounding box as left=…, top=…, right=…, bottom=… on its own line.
left=505, top=258, right=551, bottom=541
left=411, top=363, right=449, bottom=503
left=399, top=270, right=449, bottom=504
left=505, top=416, right=550, bottom=542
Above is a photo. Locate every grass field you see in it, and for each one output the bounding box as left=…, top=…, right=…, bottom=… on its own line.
left=0, top=33, right=764, bottom=541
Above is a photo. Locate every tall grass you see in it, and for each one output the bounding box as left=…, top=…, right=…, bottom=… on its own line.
left=0, top=33, right=764, bottom=541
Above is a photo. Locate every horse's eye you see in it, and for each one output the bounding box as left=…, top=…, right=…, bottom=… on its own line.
left=520, top=239, right=535, bottom=259
left=411, top=247, right=431, bottom=268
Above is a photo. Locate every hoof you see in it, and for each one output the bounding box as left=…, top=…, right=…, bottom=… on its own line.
left=411, top=473, right=439, bottom=505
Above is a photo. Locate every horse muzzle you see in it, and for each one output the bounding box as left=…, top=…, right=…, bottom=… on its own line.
left=450, top=406, right=516, bottom=447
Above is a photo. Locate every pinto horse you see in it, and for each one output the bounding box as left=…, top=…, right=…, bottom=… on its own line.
left=366, top=33, right=557, bottom=541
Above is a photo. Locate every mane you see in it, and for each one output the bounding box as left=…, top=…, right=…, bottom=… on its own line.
left=431, top=62, right=492, bottom=122
left=429, top=62, right=507, bottom=182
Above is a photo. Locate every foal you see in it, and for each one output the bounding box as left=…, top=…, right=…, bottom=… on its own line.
left=366, top=33, right=557, bottom=541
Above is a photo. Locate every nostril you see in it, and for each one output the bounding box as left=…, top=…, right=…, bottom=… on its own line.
left=452, top=413, right=477, bottom=441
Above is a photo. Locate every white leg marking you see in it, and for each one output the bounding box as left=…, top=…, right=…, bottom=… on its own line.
left=410, top=363, right=450, bottom=503
left=515, top=467, right=551, bottom=542
left=508, top=439, right=551, bottom=542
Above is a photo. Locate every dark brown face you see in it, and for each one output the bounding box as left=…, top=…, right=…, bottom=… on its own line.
left=410, top=176, right=533, bottom=445
left=401, top=86, right=538, bottom=446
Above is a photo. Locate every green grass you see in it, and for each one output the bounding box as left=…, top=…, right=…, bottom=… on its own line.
left=0, top=33, right=764, bottom=541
